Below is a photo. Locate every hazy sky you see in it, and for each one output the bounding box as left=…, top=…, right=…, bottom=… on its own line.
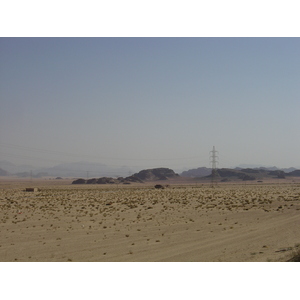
left=1, top=38, right=299, bottom=170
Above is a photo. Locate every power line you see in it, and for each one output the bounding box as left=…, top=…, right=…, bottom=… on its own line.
left=210, top=146, right=219, bottom=186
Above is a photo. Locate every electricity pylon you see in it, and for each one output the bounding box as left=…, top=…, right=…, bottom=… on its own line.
left=210, top=146, right=218, bottom=186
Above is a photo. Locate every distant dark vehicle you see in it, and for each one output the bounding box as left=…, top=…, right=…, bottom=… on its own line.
left=155, top=184, right=164, bottom=189
left=55, top=177, right=63, bottom=180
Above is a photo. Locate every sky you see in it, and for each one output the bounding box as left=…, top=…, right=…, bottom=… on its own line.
left=1, top=37, right=300, bottom=171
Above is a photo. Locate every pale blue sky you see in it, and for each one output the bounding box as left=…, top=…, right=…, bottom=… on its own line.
left=0, top=38, right=299, bottom=170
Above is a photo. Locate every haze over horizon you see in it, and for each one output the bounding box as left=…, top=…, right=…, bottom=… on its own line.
left=1, top=38, right=299, bottom=171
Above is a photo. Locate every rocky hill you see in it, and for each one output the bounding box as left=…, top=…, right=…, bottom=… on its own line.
left=215, top=168, right=261, bottom=181
left=182, top=166, right=300, bottom=181
left=208, top=168, right=300, bottom=181
left=72, top=168, right=179, bottom=185
left=181, top=167, right=211, bottom=178
left=132, top=168, right=179, bottom=181
left=286, top=170, right=300, bottom=177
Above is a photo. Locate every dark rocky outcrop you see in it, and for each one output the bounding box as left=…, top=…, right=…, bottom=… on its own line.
left=72, top=175, right=143, bottom=185
left=216, top=169, right=244, bottom=178
left=121, top=175, right=144, bottom=183
left=71, top=167, right=179, bottom=185
left=181, top=167, right=211, bottom=178
left=207, top=168, right=262, bottom=181
left=86, top=178, right=98, bottom=184
left=183, top=165, right=300, bottom=181
left=133, top=168, right=179, bottom=181
left=242, top=174, right=256, bottom=181
left=72, top=178, right=86, bottom=184
left=96, top=177, right=117, bottom=184
left=240, top=168, right=260, bottom=174
left=286, top=170, right=300, bottom=177
left=268, top=170, right=286, bottom=178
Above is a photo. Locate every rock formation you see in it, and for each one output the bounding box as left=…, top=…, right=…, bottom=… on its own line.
left=71, top=167, right=179, bottom=184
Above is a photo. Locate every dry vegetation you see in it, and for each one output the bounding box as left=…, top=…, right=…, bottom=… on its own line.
left=0, top=179, right=299, bottom=261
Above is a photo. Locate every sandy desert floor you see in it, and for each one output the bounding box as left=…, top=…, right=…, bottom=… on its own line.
left=0, top=178, right=299, bottom=262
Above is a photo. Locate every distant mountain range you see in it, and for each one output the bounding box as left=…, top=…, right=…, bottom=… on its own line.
left=0, top=160, right=299, bottom=179
left=72, top=168, right=179, bottom=184
left=181, top=167, right=300, bottom=181
left=0, top=160, right=136, bottom=178
left=36, top=162, right=135, bottom=178
left=0, top=160, right=35, bottom=174
left=234, top=165, right=297, bottom=173
left=180, top=166, right=298, bottom=178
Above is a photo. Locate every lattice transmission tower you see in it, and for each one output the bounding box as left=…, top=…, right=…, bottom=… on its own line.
left=210, top=146, right=219, bottom=186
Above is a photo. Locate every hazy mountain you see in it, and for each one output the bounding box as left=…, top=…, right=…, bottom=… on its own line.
left=1, top=160, right=299, bottom=178
left=276, top=167, right=296, bottom=173
left=0, top=160, right=35, bottom=174
left=235, top=164, right=297, bottom=173
left=35, top=161, right=135, bottom=178
left=181, top=167, right=212, bottom=178
left=235, top=164, right=277, bottom=169
left=0, top=160, right=137, bottom=177
left=0, top=168, right=9, bottom=176
left=212, top=168, right=300, bottom=180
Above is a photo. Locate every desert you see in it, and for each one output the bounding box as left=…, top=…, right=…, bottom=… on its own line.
left=1, top=176, right=299, bottom=262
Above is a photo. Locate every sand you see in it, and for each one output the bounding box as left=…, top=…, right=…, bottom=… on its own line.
left=0, top=177, right=299, bottom=262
